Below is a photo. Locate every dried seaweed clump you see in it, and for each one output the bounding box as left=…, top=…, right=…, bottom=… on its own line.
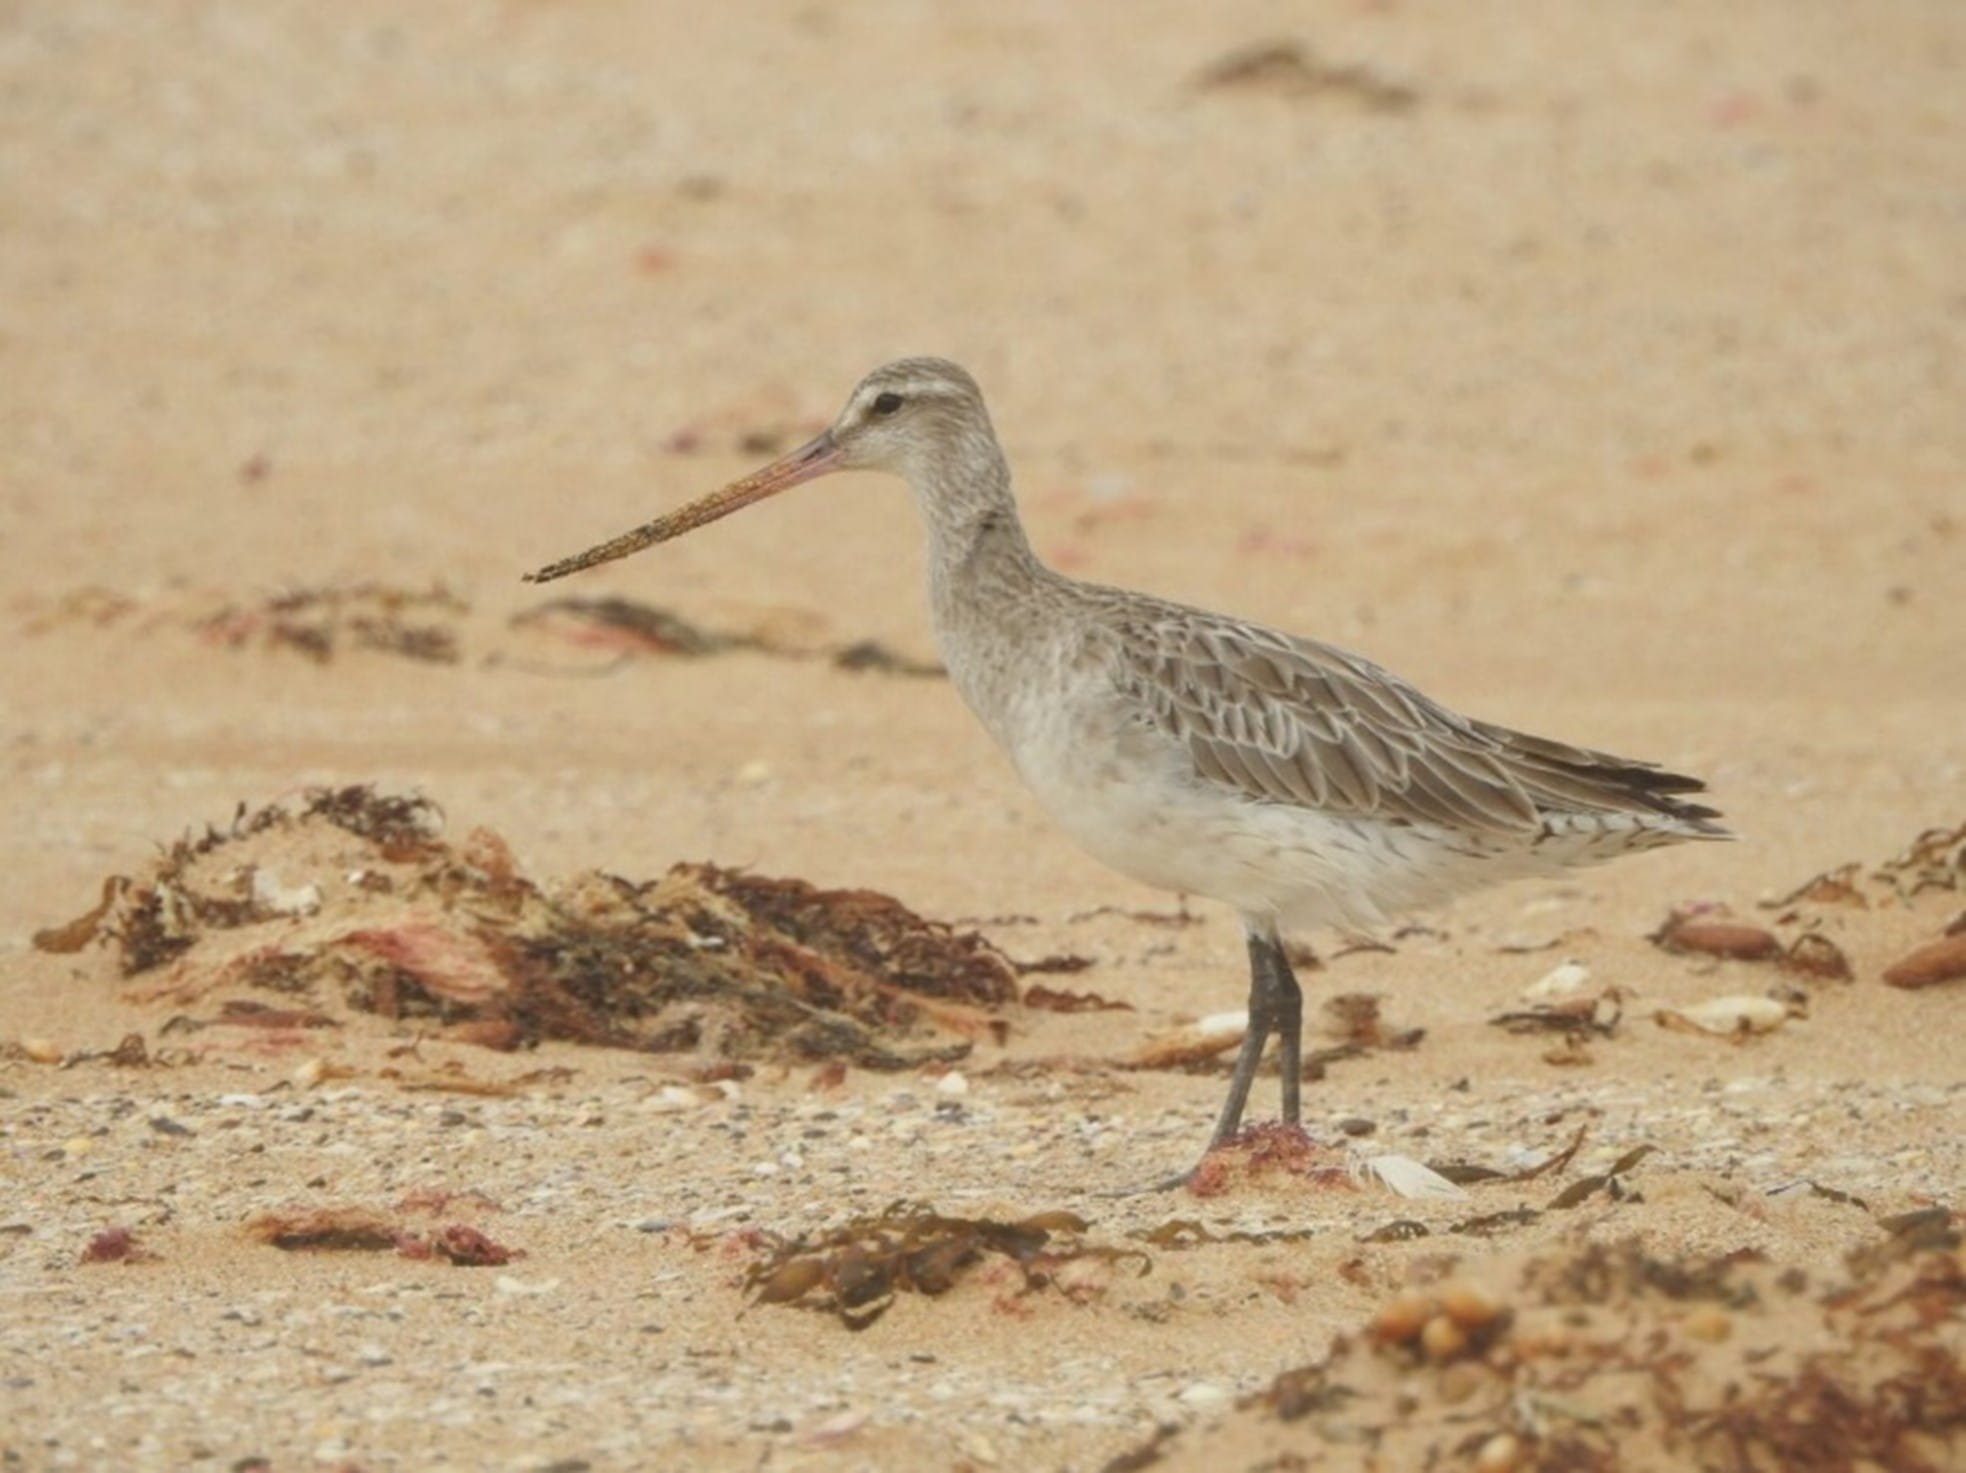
left=1870, top=821, right=1966, bottom=902
left=692, top=867, right=1017, bottom=1011
left=1193, top=39, right=1419, bottom=111
left=743, top=1202, right=1148, bottom=1329
left=197, top=583, right=466, bottom=663
left=243, top=1204, right=518, bottom=1265
left=36, top=786, right=1022, bottom=1070
left=507, top=595, right=737, bottom=657
left=506, top=865, right=1017, bottom=1067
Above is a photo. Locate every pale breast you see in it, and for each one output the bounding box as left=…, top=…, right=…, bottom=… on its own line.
left=951, top=640, right=1303, bottom=906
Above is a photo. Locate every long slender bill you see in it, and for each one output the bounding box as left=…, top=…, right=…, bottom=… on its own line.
left=523, top=431, right=844, bottom=584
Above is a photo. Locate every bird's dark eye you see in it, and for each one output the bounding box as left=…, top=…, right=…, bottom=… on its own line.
left=871, top=391, right=904, bottom=416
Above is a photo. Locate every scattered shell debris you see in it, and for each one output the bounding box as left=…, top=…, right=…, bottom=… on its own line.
left=1652, top=821, right=1964, bottom=991
left=1489, top=986, right=1624, bottom=1045
left=1122, top=1231, right=1966, bottom=1471
left=1122, top=992, right=1421, bottom=1084
left=13, top=804, right=1965, bottom=1468
left=1654, top=992, right=1800, bottom=1040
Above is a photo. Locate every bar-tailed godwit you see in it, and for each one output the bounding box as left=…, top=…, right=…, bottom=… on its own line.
left=526, top=359, right=1729, bottom=1169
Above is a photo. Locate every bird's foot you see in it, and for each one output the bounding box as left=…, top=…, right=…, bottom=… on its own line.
left=1099, top=1120, right=1330, bottom=1197
left=1093, top=1167, right=1198, bottom=1199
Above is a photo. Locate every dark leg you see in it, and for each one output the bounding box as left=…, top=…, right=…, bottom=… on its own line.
left=1204, top=927, right=1304, bottom=1150
left=1261, top=933, right=1305, bottom=1128
left=1105, top=926, right=1313, bottom=1195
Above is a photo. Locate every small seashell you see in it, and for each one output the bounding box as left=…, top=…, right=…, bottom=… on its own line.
left=292, top=1057, right=330, bottom=1089
left=799, top=1408, right=870, bottom=1445
left=1437, top=1360, right=1489, bottom=1404
left=250, top=866, right=321, bottom=917
left=1782, top=932, right=1852, bottom=982
left=1523, top=961, right=1591, bottom=1001
left=493, top=1274, right=560, bottom=1296
left=647, top=1083, right=728, bottom=1112
left=23, top=1038, right=64, bottom=1064
left=1419, top=1314, right=1468, bottom=1363
left=442, top=1019, right=523, bottom=1051
left=1473, top=1432, right=1523, bottom=1473
left=753, top=1257, right=824, bottom=1305
left=935, top=1070, right=969, bottom=1096
left=1683, top=1305, right=1732, bottom=1342
left=1440, top=1280, right=1504, bottom=1331
left=1196, top=1010, right=1250, bottom=1038
left=1358, top=1154, right=1469, bottom=1200
left=1370, top=1292, right=1433, bottom=1346
left=1507, top=1325, right=1573, bottom=1360
left=1658, top=916, right=1782, bottom=961
left=1655, top=995, right=1790, bottom=1037
left=1125, top=1012, right=1246, bottom=1069
left=1881, top=934, right=1966, bottom=989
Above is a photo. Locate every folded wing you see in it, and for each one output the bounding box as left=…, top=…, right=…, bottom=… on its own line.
left=1107, top=609, right=1727, bottom=836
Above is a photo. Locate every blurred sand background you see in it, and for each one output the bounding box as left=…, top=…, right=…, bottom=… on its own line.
left=2, top=2, right=1962, bottom=1469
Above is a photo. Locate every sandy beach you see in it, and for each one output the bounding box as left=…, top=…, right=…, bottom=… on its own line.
left=3, top=3, right=1962, bottom=1469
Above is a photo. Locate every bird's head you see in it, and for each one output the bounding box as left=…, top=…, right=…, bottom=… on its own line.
left=522, top=356, right=995, bottom=584
left=823, top=357, right=990, bottom=480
